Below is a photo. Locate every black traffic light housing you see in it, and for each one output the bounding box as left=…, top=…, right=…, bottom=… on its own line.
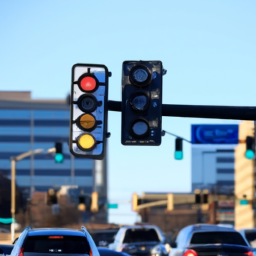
left=70, top=64, right=109, bottom=160
left=194, top=189, right=201, bottom=204
left=175, top=138, right=183, bottom=160
left=245, top=136, right=255, bottom=159
left=121, top=61, right=163, bottom=146
left=55, top=142, right=64, bottom=163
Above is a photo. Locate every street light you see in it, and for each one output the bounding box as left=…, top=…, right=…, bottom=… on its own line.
left=10, top=149, right=43, bottom=242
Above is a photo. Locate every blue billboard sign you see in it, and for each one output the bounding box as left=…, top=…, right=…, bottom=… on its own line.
left=191, top=124, right=239, bottom=144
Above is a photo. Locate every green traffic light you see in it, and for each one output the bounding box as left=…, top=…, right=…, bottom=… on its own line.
left=245, top=150, right=255, bottom=160
left=175, top=151, right=183, bottom=160
left=55, top=153, right=64, bottom=163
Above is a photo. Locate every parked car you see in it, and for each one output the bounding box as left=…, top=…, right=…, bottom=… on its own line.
left=9, top=226, right=99, bottom=256
left=170, top=224, right=251, bottom=256
left=240, top=229, right=256, bottom=248
left=108, top=225, right=168, bottom=256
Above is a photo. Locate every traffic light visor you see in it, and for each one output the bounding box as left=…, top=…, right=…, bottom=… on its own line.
left=130, top=93, right=149, bottom=111
left=79, top=114, right=96, bottom=130
left=80, top=76, right=96, bottom=91
left=78, top=134, right=96, bottom=150
left=131, top=119, right=149, bottom=137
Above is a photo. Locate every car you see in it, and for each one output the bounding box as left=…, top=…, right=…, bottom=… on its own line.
left=0, top=244, right=130, bottom=256
left=108, top=225, right=168, bottom=256
left=240, top=228, right=256, bottom=248
left=170, top=224, right=251, bottom=256
left=90, top=229, right=119, bottom=247
left=9, top=226, right=100, bottom=256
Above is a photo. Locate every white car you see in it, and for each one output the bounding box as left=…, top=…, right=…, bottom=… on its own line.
left=108, top=225, right=166, bottom=253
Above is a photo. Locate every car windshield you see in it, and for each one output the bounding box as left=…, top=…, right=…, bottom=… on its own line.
left=190, top=232, right=247, bottom=246
left=245, top=230, right=256, bottom=247
left=23, top=235, right=90, bottom=254
left=123, top=229, right=160, bottom=243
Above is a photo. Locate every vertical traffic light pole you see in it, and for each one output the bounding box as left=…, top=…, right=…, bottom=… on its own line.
left=10, top=149, right=44, bottom=242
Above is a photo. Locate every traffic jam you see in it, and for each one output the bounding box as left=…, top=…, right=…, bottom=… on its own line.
left=0, top=224, right=255, bottom=256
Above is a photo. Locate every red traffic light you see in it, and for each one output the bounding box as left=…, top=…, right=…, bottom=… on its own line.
left=80, top=76, right=97, bottom=92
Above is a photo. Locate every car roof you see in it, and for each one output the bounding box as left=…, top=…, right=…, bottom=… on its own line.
left=121, top=225, right=157, bottom=229
left=28, top=228, right=85, bottom=237
left=191, top=224, right=236, bottom=232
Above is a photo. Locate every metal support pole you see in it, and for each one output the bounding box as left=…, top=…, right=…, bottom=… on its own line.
left=11, top=159, right=16, bottom=242
left=108, top=100, right=256, bottom=120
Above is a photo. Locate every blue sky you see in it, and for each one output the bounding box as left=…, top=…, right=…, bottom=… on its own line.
left=0, top=1, right=256, bottom=223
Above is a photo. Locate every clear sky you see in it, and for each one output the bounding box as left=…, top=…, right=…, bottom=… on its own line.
left=0, top=1, right=256, bottom=224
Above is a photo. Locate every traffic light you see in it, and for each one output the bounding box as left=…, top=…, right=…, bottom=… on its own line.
left=91, top=192, right=98, bottom=212
left=47, top=189, right=58, bottom=205
left=70, top=64, right=109, bottom=160
left=78, top=195, right=91, bottom=212
left=202, top=189, right=209, bottom=204
left=167, top=193, right=174, bottom=211
left=132, top=193, right=138, bottom=212
left=175, top=138, right=183, bottom=160
left=245, top=136, right=255, bottom=159
left=194, top=189, right=201, bottom=204
left=55, top=142, right=64, bottom=163
left=121, top=61, right=163, bottom=146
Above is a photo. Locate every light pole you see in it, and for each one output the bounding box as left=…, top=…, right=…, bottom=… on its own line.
left=10, top=149, right=43, bottom=242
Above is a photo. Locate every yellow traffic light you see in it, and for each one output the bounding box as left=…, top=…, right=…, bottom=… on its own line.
left=167, top=194, right=173, bottom=211
left=132, top=193, right=138, bottom=212
left=91, top=192, right=98, bottom=212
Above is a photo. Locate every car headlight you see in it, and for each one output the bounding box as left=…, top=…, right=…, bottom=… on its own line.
left=151, top=245, right=168, bottom=255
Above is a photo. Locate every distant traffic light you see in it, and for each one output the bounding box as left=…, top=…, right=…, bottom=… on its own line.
left=167, top=193, right=174, bottom=211
left=132, top=193, right=138, bottom=212
left=175, top=138, right=183, bottom=160
left=47, top=189, right=58, bottom=205
left=121, top=61, right=163, bottom=146
left=55, top=142, right=64, bottom=163
left=245, top=136, right=255, bottom=159
left=78, top=195, right=91, bottom=212
left=91, top=192, right=99, bottom=212
left=202, top=189, right=209, bottom=204
left=70, top=64, right=109, bottom=160
left=194, top=189, right=201, bottom=204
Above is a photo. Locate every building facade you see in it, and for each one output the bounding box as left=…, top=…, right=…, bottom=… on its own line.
left=0, top=91, right=107, bottom=222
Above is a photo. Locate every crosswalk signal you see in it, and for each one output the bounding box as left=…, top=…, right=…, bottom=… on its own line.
left=121, top=61, right=163, bottom=146
left=55, top=142, right=64, bottom=163
left=245, top=136, right=255, bottom=159
left=175, top=138, right=183, bottom=160
left=70, top=64, right=109, bottom=160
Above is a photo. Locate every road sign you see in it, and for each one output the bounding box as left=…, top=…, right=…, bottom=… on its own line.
left=240, top=199, right=248, bottom=205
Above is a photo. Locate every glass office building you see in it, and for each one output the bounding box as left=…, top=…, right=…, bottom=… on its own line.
left=0, top=92, right=107, bottom=208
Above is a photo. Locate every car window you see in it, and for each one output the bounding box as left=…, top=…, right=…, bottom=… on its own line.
left=190, top=232, right=247, bottom=246
left=123, top=229, right=160, bottom=243
left=23, top=235, right=90, bottom=254
left=245, top=230, right=256, bottom=247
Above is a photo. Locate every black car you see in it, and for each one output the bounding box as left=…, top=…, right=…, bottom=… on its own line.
left=183, top=244, right=253, bottom=256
